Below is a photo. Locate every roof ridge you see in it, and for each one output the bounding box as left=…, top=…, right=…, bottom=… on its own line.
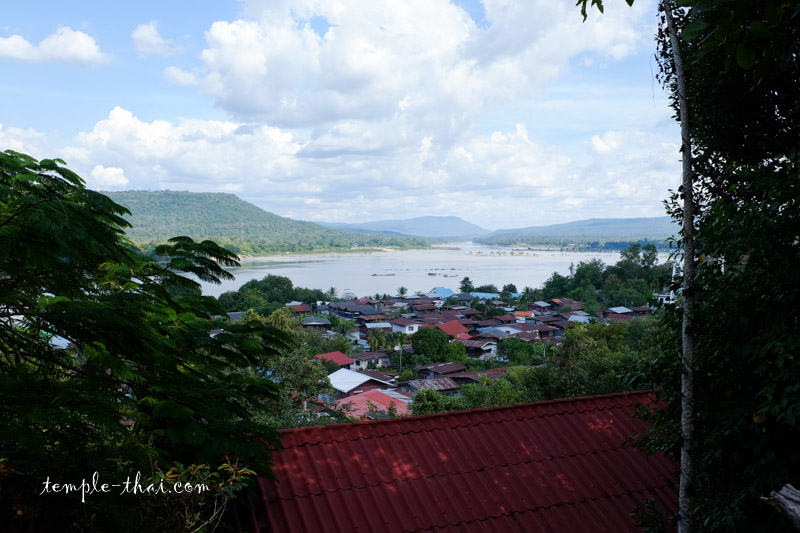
left=284, top=395, right=653, bottom=449
left=265, top=443, right=643, bottom=503
left=400, top=482, right=675, bottom=533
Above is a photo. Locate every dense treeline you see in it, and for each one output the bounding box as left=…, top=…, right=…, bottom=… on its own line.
left=217, top=274, right=329, bottom=315
left=412, top=315, right=668, bottom=415
left=1, top=152, right=290, bottom=531
left=104, top=190, right=431, bottom=255
left=497, top=243, right=673, bottom=315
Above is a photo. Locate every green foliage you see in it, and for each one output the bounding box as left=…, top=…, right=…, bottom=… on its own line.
left=640, top=3, right=800, bottom=530
left=474, top=284, right=499, bottom=293
left=0, top=151, right=288, bottom=530
left=103, top=190, right=432, bottom=255
left=442, top=341, right=468, bottom=365
left=538, top=243, right=671, bottom=309
left=459, top=276, right=475, bottom=293
left=218, top=273, right=327, bottom=312
left=410, top=388, right=467, bottom=415
left=409, top=327, right=449, bottom=365
left=497, top=337, right=544, bottom=366
left=410, top=317, right=665, bottom=417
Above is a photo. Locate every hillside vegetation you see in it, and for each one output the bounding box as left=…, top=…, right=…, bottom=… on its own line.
left=477, top=217, right=676, bottom=248
left=103, top=190, right=430, bottom=254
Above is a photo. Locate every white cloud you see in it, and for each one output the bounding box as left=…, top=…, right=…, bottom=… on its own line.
left=0, top=123, right=49, bottom=157
left=89, top=165, right=128, bottom=187
left=0, top=27, right=109, bottom=64
left=132, top=21, right=180, bottom=56
left=62, top=107, right=301, bottom=193
left=164, top=66, right=198, bottom=85
left=190, top=0, right=650, bottom=130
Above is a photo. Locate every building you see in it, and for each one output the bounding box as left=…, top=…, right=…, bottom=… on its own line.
left=327, top=368, right=396, bottom=398
left=248, top=391, right=676, bottom=532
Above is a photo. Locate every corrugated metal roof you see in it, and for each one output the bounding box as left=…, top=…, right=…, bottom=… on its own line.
left=251, top=391, right=676, bottom=532
left=313, top=351, right=354, bottom=366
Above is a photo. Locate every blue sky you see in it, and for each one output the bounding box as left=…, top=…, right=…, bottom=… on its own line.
left=1, top=0, right=679, bottom=230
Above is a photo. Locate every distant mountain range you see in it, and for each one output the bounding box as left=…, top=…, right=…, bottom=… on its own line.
left=102, top=191, right=430, bottom=254
left=321, top=216, right=492, bottom=239
left=490, top=217, right=677, bottom=240
left=322, top=215, right=676, bottom=246
left=102, top=190, right=676, bottom=254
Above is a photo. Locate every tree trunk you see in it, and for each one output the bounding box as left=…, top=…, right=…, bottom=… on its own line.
left=662, top=3, right=695, bottom=532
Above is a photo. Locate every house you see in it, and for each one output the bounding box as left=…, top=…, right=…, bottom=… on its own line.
left=417, top=362, right=467, bottom=379
left=425, top=287, right=456, bottom=300
left=391, top=318, right=422, bottom=335
left=313, top=351, right=355, bottom=369
left=458, top=338, right=498, bottom=358
left=547, top=297, right=584, bottom=312
left=400, top=377, right=461, bottom=395
left=434, top=320, right=469, bottom=337
left=470, top=291, right=501, bottom=301
left=530, top=301, right=551, bottom=314
left=286, top=303, right=311, bottom=314
left=349, top=351, right=391, bottom=370
left=602, top=306, right=635, bottom=318
left=301, top=316, right=331, bottom=332
left=357, top=369, right=396, bottom=383
left=362, top=322, right=392, bottom=334
left=335, top=389, right=412, bottom=418
left=355, top=314, right=388, bottom=326
left=510, top=323, right=558, bottom=339
left=514, top=310, right=534, bottom=322
left=251, top=391, right=676, bottom=532
left=606, top=313, right=636, bottom=323
left=327, top=368, right=396, bottom=398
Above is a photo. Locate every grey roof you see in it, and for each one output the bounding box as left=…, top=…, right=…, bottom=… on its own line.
left=607, top=306, right=634, bottom=314
left=407, top=377, right=460, bottom=392
left=303, top=316, right=331, bottom=325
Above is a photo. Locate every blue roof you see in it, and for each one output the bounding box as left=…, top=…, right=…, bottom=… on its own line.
left=470, top=292, right=500, bottom=300
left=426, top=287, right=455, bottom=298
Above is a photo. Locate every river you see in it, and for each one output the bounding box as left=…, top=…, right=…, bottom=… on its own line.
left=197, top=243, right=640, bottom=298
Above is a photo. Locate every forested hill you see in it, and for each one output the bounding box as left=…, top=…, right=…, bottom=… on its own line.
left=103, top=190, right=430, bottom=254
left=476, top=217, right=676, bottom=248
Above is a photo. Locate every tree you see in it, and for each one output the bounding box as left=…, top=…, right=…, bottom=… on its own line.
left=0, top=151, right=288, bottom=530
left=459, top=276, right=475, bottom=293
left=582, top=2, right=800, bottom=530
left=397, top=286, right=408, bottom=298
left=410, top=389, right=466, bottom=415
left=409, top=327, right=448, bottom=365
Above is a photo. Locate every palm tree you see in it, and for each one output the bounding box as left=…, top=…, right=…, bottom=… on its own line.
left=325, top=287, right=338, bottom=302
left=397, top=286, right=408, bottom=298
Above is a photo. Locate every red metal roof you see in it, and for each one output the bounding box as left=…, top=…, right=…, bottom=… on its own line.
left=252, top=391, right=676, bottom=532
left=335, top=389, right=411, bottom=418
left=436, top=320, right=469, bottom=337
left=313, top=351, right=354, bottom=366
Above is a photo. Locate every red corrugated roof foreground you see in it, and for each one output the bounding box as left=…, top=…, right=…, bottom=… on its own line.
left=250, top=391, right=676, bottom=532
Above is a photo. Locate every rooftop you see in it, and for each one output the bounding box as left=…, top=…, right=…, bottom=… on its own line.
left=253, top=391, right=676, bottom=532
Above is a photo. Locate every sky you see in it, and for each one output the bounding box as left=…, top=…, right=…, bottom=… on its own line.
left=0, top=0, right=680, bottom=231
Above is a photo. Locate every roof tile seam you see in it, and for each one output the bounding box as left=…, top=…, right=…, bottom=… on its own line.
left=284, top=402, right=648, bottom=448
left=265, top=443, right=649, bottom=502
left=398, top=482, right=676, bottom=533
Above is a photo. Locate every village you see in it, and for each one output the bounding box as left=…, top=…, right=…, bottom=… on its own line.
left=266, top=286, right=658, bottom=419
